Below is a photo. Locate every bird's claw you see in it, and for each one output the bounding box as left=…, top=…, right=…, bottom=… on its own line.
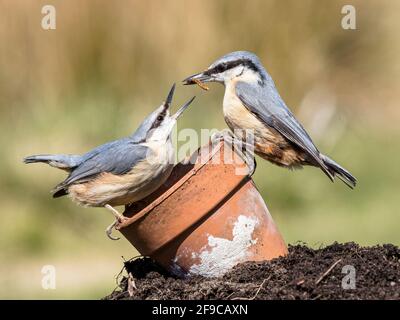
left=235, top=148, right=256, bottom=177
left=105, top=215, right=129, bottom=241
left=104, top=204, right=129, bottom=240
left=210, top=129, right=233, bottom=144
left=211, top=129, right=256, bottom=177
left=106, top=220, right=120, bottom=240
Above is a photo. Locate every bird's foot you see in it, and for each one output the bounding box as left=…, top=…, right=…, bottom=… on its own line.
left=105, top=220, right=120, bottom=241
left=234, top=148, right=256, bottom=176
left=210, top=128, right=234, bottom=144
left=242, top=152, right=256, bottom=177
left=104, top=204, right=128, bottom=240
left=210, top=129, right=256, bottom=177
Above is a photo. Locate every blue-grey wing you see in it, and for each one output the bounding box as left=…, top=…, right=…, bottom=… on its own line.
left=79, top=139, right=127, bottom=162
left=62, top=141, right=149, bottom=186
left=235, top=81, right=330, bottom=174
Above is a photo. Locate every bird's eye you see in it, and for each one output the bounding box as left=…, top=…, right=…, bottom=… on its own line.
left=157, top=115, right=164, bottom=122
left=216, top=64, right=225, bottom=73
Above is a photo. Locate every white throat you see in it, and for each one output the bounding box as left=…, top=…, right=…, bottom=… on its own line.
left=222, top=67, right=261, bottom=86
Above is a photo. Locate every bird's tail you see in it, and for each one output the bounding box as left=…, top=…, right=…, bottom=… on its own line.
left=320, top=154, right=357, bottom=189
left=23, top=154, right=81, bottom=171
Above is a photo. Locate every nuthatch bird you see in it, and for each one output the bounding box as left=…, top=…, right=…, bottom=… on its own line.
left=183, top=51, right=356, bottom=188
left=24, top=84, right=195, bottom=239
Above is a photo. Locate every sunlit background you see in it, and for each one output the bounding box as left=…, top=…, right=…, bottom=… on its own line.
left=1, top=0, right=399, bottom=299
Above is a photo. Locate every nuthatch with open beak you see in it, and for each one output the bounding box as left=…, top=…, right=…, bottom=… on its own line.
left=183, top=51, right=356, bottom=188
left=24, top=84, right=195, bottom=239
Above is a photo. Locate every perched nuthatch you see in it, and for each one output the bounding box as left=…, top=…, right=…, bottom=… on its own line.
left=24, top=84, right=195, bottom=239
left=183, top=51, right=356, bottom=188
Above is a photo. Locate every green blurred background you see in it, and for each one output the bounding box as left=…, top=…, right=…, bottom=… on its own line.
left=0, top=0, right=399, bottom=299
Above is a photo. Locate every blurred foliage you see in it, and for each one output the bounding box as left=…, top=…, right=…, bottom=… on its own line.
left=0, top=0, right=399, bottom=298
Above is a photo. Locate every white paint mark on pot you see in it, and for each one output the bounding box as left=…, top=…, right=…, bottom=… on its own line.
left=188, top=215, right=258, bottom=277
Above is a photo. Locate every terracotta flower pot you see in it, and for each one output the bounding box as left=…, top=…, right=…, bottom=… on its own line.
left=118, top=140, right=288, bottom=277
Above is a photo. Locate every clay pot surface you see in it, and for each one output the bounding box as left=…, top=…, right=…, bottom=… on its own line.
left=119, top=141, right=288, bottom=277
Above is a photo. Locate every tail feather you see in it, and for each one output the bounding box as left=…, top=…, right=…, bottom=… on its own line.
left=23, top=154, right=76, bottom=198
left=23, top=154, right=81, bottom=170
left=320, top=154, right=357, bottom=189
left=52, top=187, right=68, bottom=198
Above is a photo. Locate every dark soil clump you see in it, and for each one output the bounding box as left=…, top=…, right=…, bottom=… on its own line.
left=105, top=242, right=399, bottom=300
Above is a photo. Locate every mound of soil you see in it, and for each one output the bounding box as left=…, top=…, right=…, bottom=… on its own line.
left=105, top=242, right=399, bottom=300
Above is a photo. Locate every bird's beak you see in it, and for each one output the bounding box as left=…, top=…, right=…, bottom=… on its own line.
left=173, top=96, right=196, bottom=119
left=182, top=72, right=213, bottom=85
left=164, top=83, right=176, bottom=108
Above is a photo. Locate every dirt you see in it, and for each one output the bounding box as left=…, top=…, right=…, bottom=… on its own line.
left=105, top=242, right=399, bottom=300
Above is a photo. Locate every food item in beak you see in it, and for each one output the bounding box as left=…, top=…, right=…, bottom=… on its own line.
left=194, top=79, right=209, bottom=91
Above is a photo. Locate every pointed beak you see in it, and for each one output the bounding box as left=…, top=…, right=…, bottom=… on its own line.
left=182, top=72, right=213, bottom=85
left=173, top=96, right=195, bottom=119
left=164, top=83, right=176, bottom=108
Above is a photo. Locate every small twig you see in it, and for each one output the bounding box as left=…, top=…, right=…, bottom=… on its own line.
left=109, top=291, right=129, bottom=300
left=315, top=259, right=342, bottom=285
left=127, top=272, right=137, bottom=297
left=231, top=276, right=271, bottom=300
left=296, top=279, right=305, bottom=285
left=151, top=285, right=163, bottom=294
left=124, top=254, right=145, bottom=265
left=114, top=265, right=126, bottom=286
left=225, top=292, right=235, bottom=299
left=114, top=254, right=144, bottom=286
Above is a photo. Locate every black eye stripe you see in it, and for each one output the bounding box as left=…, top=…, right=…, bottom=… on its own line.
left=150, top=105, right=168, bottom=130
left=204, top=59, right=259, bottom=76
